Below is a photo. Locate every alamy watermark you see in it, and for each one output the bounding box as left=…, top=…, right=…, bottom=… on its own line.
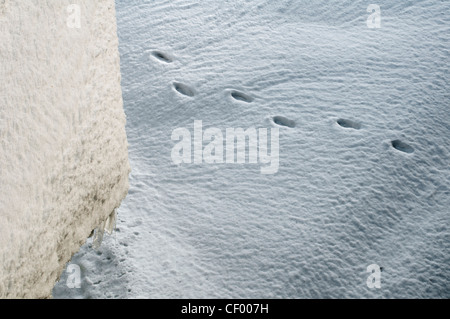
left=366, top=264, right=382, bottom=289
left=67, top=4, right=81, bottom=29
left=171, top=121, right=279, bottom=174
left=66, top=264, right=81, bottom=289
left=367, top=4, right=381, bottom=28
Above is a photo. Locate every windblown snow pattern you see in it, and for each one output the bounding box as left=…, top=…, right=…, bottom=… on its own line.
left=54, top=0, right=449, bottom=299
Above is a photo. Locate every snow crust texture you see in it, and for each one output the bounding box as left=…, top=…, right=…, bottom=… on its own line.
left=54, top=0, right=448, bottom=298
left=0, top=0, right=129, bottom=298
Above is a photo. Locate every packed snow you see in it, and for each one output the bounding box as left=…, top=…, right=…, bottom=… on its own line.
left=54, top=0, right=449, bottom=298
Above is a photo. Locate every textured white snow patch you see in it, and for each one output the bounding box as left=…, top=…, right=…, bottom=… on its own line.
left=0, top=1, right=5, bottom=15
left=0, top=0, right=129, bottom=298
left=55, top=0, right=449, bottom=299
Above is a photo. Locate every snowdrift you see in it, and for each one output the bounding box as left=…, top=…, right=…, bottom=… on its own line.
left=0, top=0, right=129, bottom=298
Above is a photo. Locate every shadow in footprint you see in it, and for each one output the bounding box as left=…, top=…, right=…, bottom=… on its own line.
left=151, top=51, right=173, bottom=63
left=337, top=119, right=361, bottom=130
left=173, top=82, right=195, bottom=97
left=273, top=116, right=296, bottom=128
left=391, top=140, right=414, bottom=154
left=230, top=90, right=253, bottom=103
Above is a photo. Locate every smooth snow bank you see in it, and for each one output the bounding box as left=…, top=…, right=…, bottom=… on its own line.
left=0, top=0, right=129, bottom=298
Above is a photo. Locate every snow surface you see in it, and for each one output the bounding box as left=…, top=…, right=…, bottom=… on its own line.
left=54, top=0, right=449, bottom=298
left=0, top=0, right=129, bottom=298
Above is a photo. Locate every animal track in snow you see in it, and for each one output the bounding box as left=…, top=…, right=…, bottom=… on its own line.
left=151, top=51, right=173, bottom=63
left=173, top=82, right=196, bottom=97
left=337, top=118, right=361, bottom=130
left=273, top=116, right=296, bottom=128
left=230, top=90, right=253, bottom=103
left=391, top=140, right=414, bottom=153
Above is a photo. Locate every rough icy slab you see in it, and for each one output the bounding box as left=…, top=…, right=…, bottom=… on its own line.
left=0, top=0, right=129, bottom=298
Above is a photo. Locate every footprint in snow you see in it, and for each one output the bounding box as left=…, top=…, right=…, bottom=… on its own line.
left=337, top=118, right=361, bottom=130
left=151, top=50, right=173, bottom=63
left=391, top=140, right=414, bottom=154
left=173, top=82, right=196, bottom=97
left=230, top=90, right=254, bottom=103
left=273, top=116, right=296, bottom=128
